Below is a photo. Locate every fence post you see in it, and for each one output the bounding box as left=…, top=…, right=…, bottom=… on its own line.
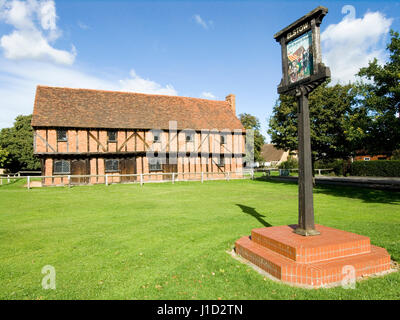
left=201, top=172, right=204, bottom=183
left=140, top=174, right=143, bottom=186
left=68, top=175, right=71, bottom=188
left=227, top=171, right=230, bottom=181
left=251, top=170, right=254, bottom=180
left=27, top=176, right=30, bottom=190
left=172, top=172, right=175, bottom=184
left=7, top=175, right=10, bottom=183
left=105, top=174, right=108, bottom=186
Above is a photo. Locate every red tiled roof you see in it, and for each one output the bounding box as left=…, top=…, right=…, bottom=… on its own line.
left=31, top=86, right=244, bottom=131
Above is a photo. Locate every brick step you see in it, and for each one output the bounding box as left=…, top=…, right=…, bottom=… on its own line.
left=251, top=224, right=371, bottom=263
left=235, top=235, right=391, bottom=288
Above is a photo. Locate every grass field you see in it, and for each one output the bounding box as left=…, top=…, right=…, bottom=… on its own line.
left=0, top=177, right=399, bottom=300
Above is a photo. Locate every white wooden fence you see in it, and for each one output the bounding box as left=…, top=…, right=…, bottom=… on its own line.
left=261, top=168, right=334, bottom=176
left=0, top=170, right=254, bottom=189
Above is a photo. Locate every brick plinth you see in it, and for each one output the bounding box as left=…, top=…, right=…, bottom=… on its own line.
left=235, top=224, right=391, bottom=288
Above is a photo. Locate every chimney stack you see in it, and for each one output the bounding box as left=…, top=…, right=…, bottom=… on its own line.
left=225, top=94, right=236, bottom=114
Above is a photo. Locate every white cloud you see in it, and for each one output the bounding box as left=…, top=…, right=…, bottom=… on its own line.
left=200, top=91, right=216, bottom=99
left=119, top=69, right=177, bottom=96
left=321, top=11, right=392, bottom=83
left=193, top=14, right=213, bottom=30
left=0, top=0, right=76, bottom=65
left=0, top=1, right=179, bottom=128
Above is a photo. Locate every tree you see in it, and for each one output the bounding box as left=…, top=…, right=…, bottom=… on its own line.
left=0, top=115, right=40, bottom=172
left=268, top=81, right=368, bottom=164
left=239, top=113, right=266, bottom=163
left=0, top=147, right=9, bottom=168
left=357, top=30, right=400, bottom=154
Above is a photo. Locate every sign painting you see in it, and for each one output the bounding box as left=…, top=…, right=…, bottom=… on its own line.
left=287, top=30, right=313, bottom=84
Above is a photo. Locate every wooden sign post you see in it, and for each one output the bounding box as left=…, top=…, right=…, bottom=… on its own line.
left=274, top=6, right=330, bottom=236
left=234, top=6, right=391, bottom=287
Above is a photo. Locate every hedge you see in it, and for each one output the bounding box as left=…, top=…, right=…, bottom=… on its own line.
left=350, top=160, right=400, bottom=177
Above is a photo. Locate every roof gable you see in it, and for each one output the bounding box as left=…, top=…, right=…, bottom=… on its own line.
left=261, top=144, right=287, bottom=162
left=32, top=86, right=244, bottom=131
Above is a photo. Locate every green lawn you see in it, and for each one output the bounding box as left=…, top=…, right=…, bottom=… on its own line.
left=0, top=178, right=399, bottom=300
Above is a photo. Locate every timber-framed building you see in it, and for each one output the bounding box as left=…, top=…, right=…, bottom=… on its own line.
left=31, top=86, right=245, bottom=185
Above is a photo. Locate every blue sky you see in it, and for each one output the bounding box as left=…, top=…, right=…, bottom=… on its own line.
left=0, top=0, right=399, bottom=140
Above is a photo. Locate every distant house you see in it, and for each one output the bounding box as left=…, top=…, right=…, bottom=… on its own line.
left=260, top=144, right=296, bottom=167
left=354, top=154, right=389, bottom=161
left=31, top=86, right=246, bottom=186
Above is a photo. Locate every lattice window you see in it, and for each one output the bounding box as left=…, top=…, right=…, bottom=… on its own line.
left=108, top=130, right=117, bottom=142
left=105, top=159, right=119, bottom=172
left=149, top=158, right=162, bottom=171
left=57, top=130, right=67, bottom=142
left=53, top=160, right=70, bottom=174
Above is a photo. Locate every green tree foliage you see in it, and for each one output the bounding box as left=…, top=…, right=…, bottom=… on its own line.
left=0, top=146, right=10, bottom=168
left=278, top=156, right=298, bottom=170
left=0, top=115, right=40, bottom=172
left=357, top=30, right=400, bottom=154
left=239, top=113, right=266, bottom=162
left=268, top=81, right=368, bottom=163
left=391, top=150, right=400, bottom=160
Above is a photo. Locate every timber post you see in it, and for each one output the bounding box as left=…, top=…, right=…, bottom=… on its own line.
left=274, top=6, right=330, bottom=236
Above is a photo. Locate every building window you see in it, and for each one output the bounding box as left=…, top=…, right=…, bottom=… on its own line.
left=108, top=130, right=117, bottom=142
left=185, top=132, right=194, bottom=142
left=57, top=130, right=67, bottom=142
left=149, top=158, right=162, bottom=171
left=105, top=159, right=119, bottom=172
left=220, top=134, right=226, bottom=145
left=364, top=157, right=370, bottom=161
left=153, top=133, right=160, bottom=143
left=217, top=157, right=225, bottom=167
left=53, top=160, right=70, bottom=174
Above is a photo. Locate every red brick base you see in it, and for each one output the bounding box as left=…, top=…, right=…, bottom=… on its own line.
left=235, top=225, right=391, bottom=288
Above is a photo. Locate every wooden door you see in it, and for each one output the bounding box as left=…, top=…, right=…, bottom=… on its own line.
left=120, top=158, right=136, bottom=182
left=163, top=158, right=177, bottom=180
left=71, top=159, right=89, bottom=184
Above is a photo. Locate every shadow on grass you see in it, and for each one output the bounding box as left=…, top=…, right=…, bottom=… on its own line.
left=236, top=204, right=272, bottom=227
left=0, top=178, right=22, bottom=188
left=253, top=176, right=400, bottom=205
left=314, top=185, right=400, bottom=205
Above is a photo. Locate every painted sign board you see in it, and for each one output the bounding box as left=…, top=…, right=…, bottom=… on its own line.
left=274, top=6, right=330, bottom=94
left=287, top=30, right=313, bottom=84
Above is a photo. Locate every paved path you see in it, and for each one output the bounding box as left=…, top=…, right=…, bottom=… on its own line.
left=266, top=175, right=400, bottom=190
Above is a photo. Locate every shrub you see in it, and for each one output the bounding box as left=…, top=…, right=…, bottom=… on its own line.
left=350, top=160, right=400, bottom=177
left=278, top=157, right=298, bottom=169
left=391, top=150, right=400, bottom=160
left=314, top=159, right=350, bottom=176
